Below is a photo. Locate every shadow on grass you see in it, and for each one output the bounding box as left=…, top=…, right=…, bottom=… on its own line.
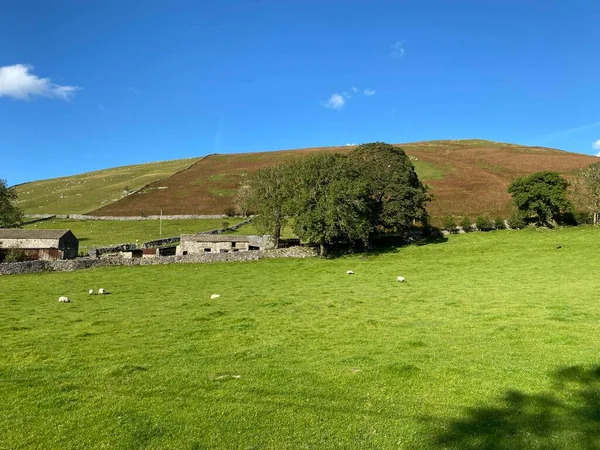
left=429, top=365, right=600, bottom=449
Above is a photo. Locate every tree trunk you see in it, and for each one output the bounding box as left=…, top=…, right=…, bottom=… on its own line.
left=319, top=242, right=326, bottom=258
left=274, top=216, right=281, bottom=248
left=594, top=212, right=599, bottom=226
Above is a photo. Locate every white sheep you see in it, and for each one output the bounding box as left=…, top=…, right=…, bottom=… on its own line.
left=347, top=270, right=354, bottom=275
left=397, top=276, right=406, bottom=283
left=210, top=294, right=221, bottom=299
left=98, top=288, right=105, bottom=295
left=88, top=289, right=94, bottom=295
left=58, top=296, right=70, bottom=303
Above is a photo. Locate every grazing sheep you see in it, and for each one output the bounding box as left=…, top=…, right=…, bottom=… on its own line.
left=210, top=294, right=221, bottom=299
left=58, top=296, right=70, bottom=303
left=397, top=276, right=406, bottom=283
left=347, top=270, right=354, bottom=275
left=88, top=289, right=94, bottom=295
left=98, top=288, right=105, bottom=295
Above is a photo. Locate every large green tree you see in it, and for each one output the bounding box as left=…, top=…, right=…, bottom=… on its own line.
left=287, top=153, right=374, bottom=256
left=248, top=164, right=291, bottom=248
left=507, top=171, right=571, bottom=225
left=0, top=179, right=23, bottom=228
left=347, top=142, right=430, bottom=232
left=571, top=162, right=600, bottom=225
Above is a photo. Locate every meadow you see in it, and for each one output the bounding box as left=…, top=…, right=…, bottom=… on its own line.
left=23, top=218, right=244, bottom=252
left=2, top=227, right=600, bottom=448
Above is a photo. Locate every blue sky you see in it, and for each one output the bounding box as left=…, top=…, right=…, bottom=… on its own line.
left=2, top=0, right=600, bottom=186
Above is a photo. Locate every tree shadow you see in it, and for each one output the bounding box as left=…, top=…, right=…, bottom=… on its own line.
left=429, top=365, right=600, bottom=449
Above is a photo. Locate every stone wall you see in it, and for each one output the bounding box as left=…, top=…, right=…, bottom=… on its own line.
left=24, top=214, right=234, bottom=221
left=0, top=246, right=316, bottom=276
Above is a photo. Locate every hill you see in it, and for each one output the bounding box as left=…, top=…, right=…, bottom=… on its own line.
left=88, top=140, right=598, bottom=220
left=14, top=158, right=200, bottom=215
left=15, top=140, right=599, bottom=220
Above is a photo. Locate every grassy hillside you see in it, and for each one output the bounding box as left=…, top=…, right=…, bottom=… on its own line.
left=89, top=140, right=598, bottom=220
left=16, top=140, right=599, bottom=220
left=14, top=157, right=200, bottom=214
left=3, top=227, right=600, bottom=448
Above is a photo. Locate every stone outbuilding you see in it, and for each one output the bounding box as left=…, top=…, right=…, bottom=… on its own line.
left=0, top=229, right=79, bottom=261
left=176, top=234, right=274, bottom=256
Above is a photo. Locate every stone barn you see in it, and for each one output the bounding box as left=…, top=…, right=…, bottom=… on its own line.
left=176, top=234, right=274, bottom=256
left=0, top=229, right=79, bottom=262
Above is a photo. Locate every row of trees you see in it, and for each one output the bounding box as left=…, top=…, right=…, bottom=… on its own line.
left=247, top=142, right=431, bottom=256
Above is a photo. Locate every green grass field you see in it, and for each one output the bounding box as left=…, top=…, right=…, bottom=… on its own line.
left=23, top=218, right=244, bottom=252
left=3, top=227, right=600, bottom=448
left=14, top=158, right=200, bottom=215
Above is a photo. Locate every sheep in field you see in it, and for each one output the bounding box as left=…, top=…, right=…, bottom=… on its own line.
left=98, top=288, right=106, bottom=295
left=58, top=296, right=70, bottom=303
left=347, top=270, right=354, bottom=275
left=397, top=276, right=406, bottom=283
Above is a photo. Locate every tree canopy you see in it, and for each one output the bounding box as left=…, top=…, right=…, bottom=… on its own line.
left=286, top=153, right=374, bottom=256
left=248, top=163, right=291, bottom=248
left=507, top=171, right=571, bottom=225
left=248, top=142, right=430, bottom=255
left=348, top=142, right=430, bottom=231
left=0, top=179, right=23, bottom=228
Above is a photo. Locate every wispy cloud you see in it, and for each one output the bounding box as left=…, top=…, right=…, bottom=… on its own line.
left=531, top=121, right=600, bottom=144
left=323, top=93, right=346, bottom=109
left=390, top=41, right=405, bottom=59
left=345, top=143, right=357, bottom=146
left=0, top=64, right=79, bottom=101
left=593, top=139, right=600, bottom=151
left=322, top=87, right=375, bottom=110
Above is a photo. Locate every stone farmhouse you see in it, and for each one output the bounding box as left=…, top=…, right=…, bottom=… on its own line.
left=176, top=234, right=275, bottom=256
left=0, top=229, right=79, bottom=262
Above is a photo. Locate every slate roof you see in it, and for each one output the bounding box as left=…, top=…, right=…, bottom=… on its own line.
left=182, top=234, right=253, bottom=243
left=0, top=229, right=73, bottom=240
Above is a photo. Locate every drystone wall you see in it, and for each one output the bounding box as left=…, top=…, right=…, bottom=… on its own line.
left=0, top=246, right=316, bottom=275
left=24, top=214, right=232, bottom=221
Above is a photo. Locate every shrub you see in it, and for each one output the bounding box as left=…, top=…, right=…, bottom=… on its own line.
left=494, top=217, right=505, bottom=230
left=573, top=211, right=593, bottom=225
left=442, top=216, right=457, bottom=233
left=221, top=221, right=230, bottom=230
left=4, top=248, right=25, bottom=263
left=475, top=216, right=493, bottom=232
left=224, top=207, right=237, bottom=218
left=460, top=216, right=472, bottom=232
left=507, top=213, right=526, bottom=229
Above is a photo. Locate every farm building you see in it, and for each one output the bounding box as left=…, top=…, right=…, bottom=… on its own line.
left=0, top=229, right=79, bottom=262
left=176, top=234, right=275, bottom=255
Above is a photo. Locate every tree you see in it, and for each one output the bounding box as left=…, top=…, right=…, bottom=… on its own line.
left=234, top=182, right=252, bottom=218
left=286, top=153, right=374, bottom=257
left=571, top=162, right=600, bottom=225
left=0, top=179, right=23, bottom=228
left=347, top=142, right=430, bottom=232
left=507, top=171, right=571, bottom=225
left=248, top=164, right=291, bottom=248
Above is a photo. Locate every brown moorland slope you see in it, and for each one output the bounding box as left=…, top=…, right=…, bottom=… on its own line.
left=88, top=140, right=598, bottom=220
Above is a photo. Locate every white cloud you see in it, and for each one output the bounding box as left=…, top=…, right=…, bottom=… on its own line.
left=323, top=93, right=346, bottom=109
left=0, top=64, right=80, bottom=101
left=323, top=87, right=375, bottom=110
left=390, top=41, right=405, bottom=59
left=345, top=143, right=357, bottom=146
left=593, top=139, right=600, bottom=150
